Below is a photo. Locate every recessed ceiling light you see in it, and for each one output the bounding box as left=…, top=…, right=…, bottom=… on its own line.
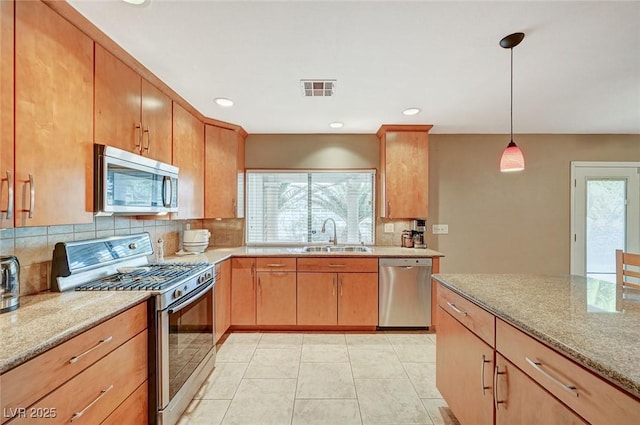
left=214, top=97, right=234, bottom=107
left=403, top=108, right=421, bottom=116
left=122, top=0, right=149, bottom=6
left=329, top=122, right=344, bottom=129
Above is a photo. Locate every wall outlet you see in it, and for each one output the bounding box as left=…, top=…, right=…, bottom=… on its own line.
left=432, top=224, right=449, bottom=234
left=384, top=223, right=394, bottom=233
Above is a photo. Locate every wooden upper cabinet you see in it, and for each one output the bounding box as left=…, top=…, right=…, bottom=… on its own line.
left=0, top=0, right=13, bottom=229
left=205, top=125, right=244, bottom=219
left=14, top=0, right=93, bottom=227
left=377, top=125, right=432, bottom=219
left=95, top=45, right=172, bottom=163
left=172, top=102, right=204, bottom=219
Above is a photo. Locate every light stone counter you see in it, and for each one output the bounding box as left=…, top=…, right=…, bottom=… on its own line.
left=167, top=246, right=444, bottom=264
left=433, top=273, right=640, bottom=399
left=0, top=291, right=150, bottom=373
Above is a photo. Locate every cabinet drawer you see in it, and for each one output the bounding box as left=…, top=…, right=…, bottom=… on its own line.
left=256, top=257, right=297, bottom=272
left=100, top=380, right=148, bottom=425
left=9, top=330, right=147, bottom=425
left=297, top=257, right=378, bottom=273
left=1, top=302, right=147, bottom=419
left=437, top=283, right=495, bottom=347
left=496, top=319, right=640, bottom=425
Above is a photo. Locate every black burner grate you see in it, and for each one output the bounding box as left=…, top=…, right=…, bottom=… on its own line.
left=76, top=262, right=211, bottom=291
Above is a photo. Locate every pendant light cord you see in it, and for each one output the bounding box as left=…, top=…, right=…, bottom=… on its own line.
left=510, top=47, right=514, bottom=143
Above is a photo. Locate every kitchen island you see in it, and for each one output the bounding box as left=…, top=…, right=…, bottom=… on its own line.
left=433, top=273, right=640, bottom=424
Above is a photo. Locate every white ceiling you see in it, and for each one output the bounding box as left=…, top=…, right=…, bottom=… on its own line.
left=67, top=0, right=640, bottom=135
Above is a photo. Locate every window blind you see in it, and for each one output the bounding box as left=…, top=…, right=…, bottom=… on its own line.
left=246, top=170, right=375, bottom=245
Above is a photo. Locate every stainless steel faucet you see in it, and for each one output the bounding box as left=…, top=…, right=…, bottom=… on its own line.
left=321, top=218, right=338, bottom=245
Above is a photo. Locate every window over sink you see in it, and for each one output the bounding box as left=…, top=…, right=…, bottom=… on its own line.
left=246, top=170, right=375, bottom=245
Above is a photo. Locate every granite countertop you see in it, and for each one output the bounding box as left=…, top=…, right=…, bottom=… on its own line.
left=0, top=291, right=150, bottom=374
left=167, top=246, right=444, bottom=264
left=432, top=273, right=640, bottom=399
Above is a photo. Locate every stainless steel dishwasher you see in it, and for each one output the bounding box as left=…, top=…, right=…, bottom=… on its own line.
left=379, top=258, right=432, bottom=328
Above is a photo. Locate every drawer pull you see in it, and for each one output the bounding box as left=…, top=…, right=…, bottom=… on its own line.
left=446, top=302, right=468, bottom=316
left=525, top=357, right=579, bottom=397
left=481, top=354, right=491, bottom=395
left=69, top=336, right=113, bottom=364
left=328, top=264, right=346, bottom=268
left=493, top=365, right=506, bottom=410
left=266, top=263, right=285, bottom=267
left=70, top=384, right=114, bottom=422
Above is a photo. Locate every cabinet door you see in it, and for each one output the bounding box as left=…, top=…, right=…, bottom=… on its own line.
left=337, top=273, right=378, bottom=326
left=15, top=0, right=93, bottom=227
left=436, top=305, right=494, bottom=425
left=297, top=272, right=337, bottom=325
left=231, top=258, right=256, bottom=325
left=215, top=260, right=231, bottom=344
left=495, top=354, right=587, bottom=425
left=95, top=45, right=142, bottom=154
left=172, top=102, right=204, bottom=219
left=140, top=79, right=172, bottom=163
left=205, top=125, right=238, bottom=219
left=257, top=272, right=296, bottom=325
left=380, top=130, right=429, bottom=219
left=0, top=0, right=13, bottom=228
left=236, top=132, right=245, bottom=218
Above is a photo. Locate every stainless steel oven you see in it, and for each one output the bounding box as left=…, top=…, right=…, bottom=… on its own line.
left=158, top=279, right=215, bottom=425
left=50, top=233, right=216, bottom=425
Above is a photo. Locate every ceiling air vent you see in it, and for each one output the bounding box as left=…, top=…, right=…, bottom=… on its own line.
left=300, top=80, right=336, bottom=97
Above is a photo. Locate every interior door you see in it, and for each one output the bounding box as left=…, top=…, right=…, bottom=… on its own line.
left=571, top=162, right=640, bottom=281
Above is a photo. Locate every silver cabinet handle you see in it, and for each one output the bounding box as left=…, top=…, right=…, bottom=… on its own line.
left=493, top=365, right=506, bottom=410
left=70, top=384, right=113, bottom=422
left=525, top=357, right=579, bottom=397
left=135, top=122, right=143, bottom=153
left=481, top=354, right=491, bottom=395
left=22, top=174, right=35, bottom=218
left=69, top=336, right=113, bottom=364
left=328, top=264, right=346, bottom=268
left=232, top=199, right=237, bottom=217
left=258, top=277, right=262, bottom=298
left=387, top=201, right=392, bottom=218
left=340, top=278, right=343, bottom=296
left=143, top=127, right=151, bottom=153
left=446, top=302, right=468, bottom=316
left=1, top=171, right=13, bottom=219
left=266, top=264, right=285, bottom=267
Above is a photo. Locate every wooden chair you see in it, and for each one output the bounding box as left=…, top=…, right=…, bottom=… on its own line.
left=616, top=249, right=640, bottom=290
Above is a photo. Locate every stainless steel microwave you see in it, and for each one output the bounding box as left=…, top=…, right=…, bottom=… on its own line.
left=94, top=144, right=178, bottom=216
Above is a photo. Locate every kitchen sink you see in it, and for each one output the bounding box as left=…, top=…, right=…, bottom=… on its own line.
left=301, top=245, right=372, bottom=253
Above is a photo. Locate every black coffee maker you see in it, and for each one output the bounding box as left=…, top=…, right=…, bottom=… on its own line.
left=412, top=219, right=427, bottom=249
left=1, top=255, right=20, bottom=313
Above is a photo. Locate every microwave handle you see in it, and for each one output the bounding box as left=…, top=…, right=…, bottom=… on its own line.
left=162, top=176, right=172, bottom=207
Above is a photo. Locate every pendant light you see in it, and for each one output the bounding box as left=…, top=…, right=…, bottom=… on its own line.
left=499, top=32, right=525, bottom=173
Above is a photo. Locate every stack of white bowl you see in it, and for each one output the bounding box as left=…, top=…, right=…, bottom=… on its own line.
left=183, top=229, right=211, bottom=253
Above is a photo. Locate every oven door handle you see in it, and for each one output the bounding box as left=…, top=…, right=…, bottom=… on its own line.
left=168, top=280, right=214, bottom=314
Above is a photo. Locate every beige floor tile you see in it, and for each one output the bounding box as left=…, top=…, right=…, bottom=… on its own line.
left=301, top=344, right=350, bottom=362
left=349, top=347, right=406, bottom=379
left=355, top=378, right=432, bottom=425
left=195, top=362, right=248, bottom=400
left=296, top=362, right=356, bottom=399
left=403, top=363, right=441, bottom=398
left=385, top=333, right=435, bottom=346
left=244, top=347, right=301, bottom=378
left=346, top=333, right=391, bottom=346
left=303, top=333, right=347, bottom=345
left=292, top=399, right=362, bottom=425
left=215, top=342, right=257, bottom=362
left=222, top=378, right=296, bottom=425
left=258, top=332, right=304, bottom=348
left=224, top=332, right=262, bottom=345
left=393, top=343, right=436, bottom=363
left=421, top=399, right=461, bottom=425
left=178, top=399, right=230, bottom=425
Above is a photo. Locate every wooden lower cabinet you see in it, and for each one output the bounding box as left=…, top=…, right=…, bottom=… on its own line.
left=495, top=354, right=586, bottom=425
left=337, top=273, right=378, bottom=326
left=297, top=272, right=337, bottom=325
left=256, top=271, right=296, bottom=325
left=436, top=304, right=494, bottom=425
left=100, top=381, right=148, bottom=425
left=231, top=258, right=256, bottom=325
left=215, top=259, right=231, bottom=343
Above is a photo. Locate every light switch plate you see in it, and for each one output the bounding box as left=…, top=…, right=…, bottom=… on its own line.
left=432, top=224, right=449, bottom=234
left=384, top=223, right=394, bottom=233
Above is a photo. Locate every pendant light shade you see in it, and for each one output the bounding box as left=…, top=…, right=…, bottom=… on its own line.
left=499, top=32, right=525, bottom=173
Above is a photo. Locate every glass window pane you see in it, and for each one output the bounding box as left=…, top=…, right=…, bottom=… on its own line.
left=586, top=179, right=626, bottom=282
